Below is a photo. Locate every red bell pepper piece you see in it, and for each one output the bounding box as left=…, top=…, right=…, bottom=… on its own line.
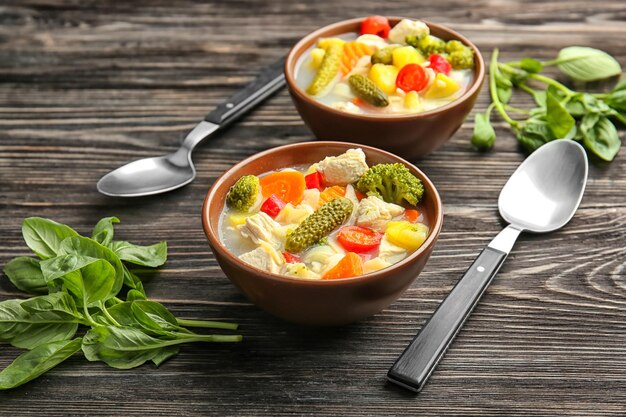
left=260, top=195, right=286, bottom=218
left=283, top=252, right=302, bottom=263
left=360, top=16, right=391, bottom=38
left=304, top=171, right=324, bottom=191
left=428, top=54, right=452, bottom=75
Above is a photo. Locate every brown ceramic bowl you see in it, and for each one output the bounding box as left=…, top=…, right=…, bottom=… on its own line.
left=202, top=142, right=443, bottom=326
left=285, top=17, right=485, bottom=159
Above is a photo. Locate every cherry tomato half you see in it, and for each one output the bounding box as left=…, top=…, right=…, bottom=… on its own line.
left=360, top=16, right=391, bottom=38
left=337, top=226, right=383, bottom=253
left=396, top=64, right=429, bottom=93
left=428, top=54, right=452, bottom=75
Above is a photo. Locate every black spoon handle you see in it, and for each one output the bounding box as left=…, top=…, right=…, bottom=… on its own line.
left=204, top=56, right=286, bottom=127
left=387, top=246, right=508, bottom=392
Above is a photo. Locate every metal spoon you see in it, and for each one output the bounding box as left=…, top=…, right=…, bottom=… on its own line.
left=97, top=57, right=286, bottom=197
left=388, top=139, right=588, bottom=393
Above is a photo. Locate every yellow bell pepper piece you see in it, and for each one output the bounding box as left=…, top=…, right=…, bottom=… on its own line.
left=385, top=221, right=429, bottom=251
left=423, top=73, right=460, bottom=99
left=309, top=48, right=326, bottom=69
left=368, top=64, right=399, bottom=94
left=227, top=213, right=249, bottom=227
left=403, top=91, right=421, bottom=110
left=317, top=37, right=346, bottom=50
left=392, top=46, right=425, bottom=69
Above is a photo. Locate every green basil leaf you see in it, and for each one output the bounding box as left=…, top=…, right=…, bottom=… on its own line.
left=91, top=217, right=120, bottom=247
left=471, top=112, right=496, bottom=150
left=122, top=264, right=145, bottom=293
left=515, top=120, right=555, bottom=152
left=110, top=241, right=167, bottom=268
left=40, top=254, right=99, bottom=283
left=82, top=326, right=178, bottom=369
left=581, top=116, right=621, bottom=161
left=3, top=257, right=47, bottom=294
left=531, top=90, right=547, bottom=108
left=151, top=346, right=179, bottom=367
left=0, top=338, right=82, bottom=390
left=565, top=94, right=586, bottom=118
left=497, top=87, right=512, bottom=104
left=546, top=90, right=576, bottom=138
left=520, top=57, right=543, bottom=73
left=606, top=90, right=626, bottom=112
left=556, top=46, right=622, bottom=82
left=126, top=289, right=147, bottom=301
left=0, top=296, right=79, bottom=349
left=21, top=218, right=79, bottom=260
left=21, top=292, right=79, bottom=317
left=60, top=236, right=125, bottom=298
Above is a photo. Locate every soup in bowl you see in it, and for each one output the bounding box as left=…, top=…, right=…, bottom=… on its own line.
left=202, top=142, right=443, bottom=325
left=285, top=17, right=485, bottom=159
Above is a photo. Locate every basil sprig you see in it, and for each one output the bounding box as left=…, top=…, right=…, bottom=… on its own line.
left=0, top=217, right=241, bottom=390
left=471, top=47, right=624, bottom=162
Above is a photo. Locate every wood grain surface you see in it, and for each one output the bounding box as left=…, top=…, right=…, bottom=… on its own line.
left=1, top=1, right=625, bottom=415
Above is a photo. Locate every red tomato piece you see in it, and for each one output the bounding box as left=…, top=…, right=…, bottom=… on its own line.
left=283, top=252, right=302, bottom=263
left=396, top=64, right=429, bottom=92
left=260, top=195, right=286, bottom=218
left=304, top=171, right=324, bottom=191
left=360, top=16, right=390, bottom=38
left=428, top=54, right=452, bottom=75
left=337, top=226, right=383, bottom=253
left=354, top=190, right=367, bottom=201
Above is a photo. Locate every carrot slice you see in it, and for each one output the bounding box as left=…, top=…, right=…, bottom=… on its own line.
left=319, top=185, right=346, bottom=204
left=405, top=209, right=420, bottom=223
left=259, top=171, right=306, bottom=205
left=322, top=252, right=363, bottom=279
left=340, top=41, right=375, bottom=75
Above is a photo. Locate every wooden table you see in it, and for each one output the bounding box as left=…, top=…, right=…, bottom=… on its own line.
left=1, top=1, right=625, bottom=415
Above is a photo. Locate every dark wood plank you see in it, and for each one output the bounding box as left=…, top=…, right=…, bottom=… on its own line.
left=1, top=1, right=625, bottom=415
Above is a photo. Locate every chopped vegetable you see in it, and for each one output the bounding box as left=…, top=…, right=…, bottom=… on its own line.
left=322, top=252, right=363, bottom=279
left=387, top=18, right=429, bottom=44
left=392, top=46, right=425, bottom=69
left=396, top=64, right=429, bottom=93
left=423, top=73, right=460, bottom=99
left=305, top=171, right=324, bottom=191
left=341, top=41, right=375, bottom=75
left=403, top=91, right=421, bottom=110
left=348, top=74, right=389, bottom=107
left=226, top=175, right=260, bottom=212
left=259, top=171, right=306, bottom=206
left=309, top=48, right=326, bottom=69
left=356, top=163, right=424, bottom=206
left=227, top=212, right=249, bottom=226
left=369, top=64, right=399, bottom=94
left=283, top=252, right=302, bottom=264
left=407, top=35, right=445, bottom=55
left=337, top=226, right=383, bottom=253
left=385, top=221, right=429, bottom=251
left=360, top=16, right=390, bottom=38
left=307, top=41, right=344, bottom=96
left=319, top=185, right=346, bottom=204
left=260, top=195, right=286, bottom=219
left=428, top=54, right=451, bottom=75
left=285, top=197, right=353, bottom=253
left=447, top=48, right=474, bottom=70
left=371, top=46, right=398, bottom=65
left=404, top=209, right=420, bottom=223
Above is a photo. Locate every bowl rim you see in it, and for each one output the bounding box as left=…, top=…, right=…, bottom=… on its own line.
left=284, top=16, right=485, bottom=121
left=202, top=141, right=444, bottom=287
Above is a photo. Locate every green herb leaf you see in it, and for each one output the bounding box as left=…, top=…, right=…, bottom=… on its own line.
left=151, top=346, right=179, bottom=367
left=471, top=112, right=497, bottom=150
left=0, top=295, right=80, bottom=349
left=606, top=89, right=626, bottom=112
left=110, top=241, right=167, bottom=268
left=520, top=57, right=543, bottom=73
left=21, top=218, right=79, bottom=260
left=3, top=257, right=47, bottom=294
left=556, top=46, right=622, bottom=82
left=60, top=237, right=125, bottom=297
left=516, top=120, right=555, bottom=152
left=546, top=90, right=576, bottom=138
left=580, top=115, right=621, bottom=161
left=0, top=338, right=82, bottom=390
left=91, top=217, right=120, bottom=247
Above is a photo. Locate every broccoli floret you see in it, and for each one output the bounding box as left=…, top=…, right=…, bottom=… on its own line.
left=444, top=40, right=474, bottom=69
left=406, top=35, right=445, bottom=55
left=448, top=48, right=474, bottom=69
left=226, top=175, right=259, bottom=212
left=356, top=163, right=424, bottom=207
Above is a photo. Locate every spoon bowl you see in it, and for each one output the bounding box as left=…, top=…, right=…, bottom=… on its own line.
left=499, top=140, right=588, bottom=233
